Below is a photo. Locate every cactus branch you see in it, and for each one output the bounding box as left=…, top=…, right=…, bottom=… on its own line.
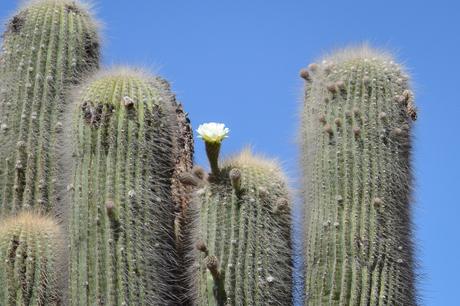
left=205, top=255, right=227, bottom=306
left=188, top=149, right=293, bottom=305
left=0, top=0, right=100, bottom=216
left=301, top=46, right=417, bottom=305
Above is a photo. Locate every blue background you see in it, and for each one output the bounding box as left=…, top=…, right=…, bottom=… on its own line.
left=1, top=0, right=459, bottom=305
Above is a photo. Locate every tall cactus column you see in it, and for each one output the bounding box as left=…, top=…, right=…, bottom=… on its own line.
left=187, top=124, right=293, bottom=305
left=0, top=0, right=100, bottom=216
left=0, top=212, right=64, bottom=305
left=69, top=68, right=193, bottom=305
left=301, top=47, right=417, bottom=305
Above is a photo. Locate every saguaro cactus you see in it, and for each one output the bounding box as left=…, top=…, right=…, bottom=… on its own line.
left=301, top=46, right=417, bottom=305
left=0, top=0, right=100, bottom=216
left=188, top=133, right=293, bottom=305
left=0, top=212, right=63, bottom=305
left=69, top=68, right=193, bottom=305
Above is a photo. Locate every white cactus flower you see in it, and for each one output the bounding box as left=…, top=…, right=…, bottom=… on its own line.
left=196, top=122, right=229, bottom=143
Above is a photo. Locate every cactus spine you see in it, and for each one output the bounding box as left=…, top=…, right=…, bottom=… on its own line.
left=189, top=148, right=293, bottom=305
left=69, top=69, right=193, bottom=305
left=0, top=212, right=63, bottom=305
left=301, top=47, right=417, bottom=305
left=0, top=0, right=100, bottom=216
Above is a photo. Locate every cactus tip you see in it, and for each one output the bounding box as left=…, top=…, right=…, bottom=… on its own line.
left=229, top=168, right=242, bottom=194
left=395, top=94, right=407, bottom=105
left=258, top=186, right=269, bottom=198
left=334, top=117, right=342, bottom=127
left=327, top=83, right=337, bottom=93
left=353, top=127, right=361, bottom=137
left=205, top=255, right=219, bottom=272
left=335, top=80, right=345, bottom=90
left=324, top=124, right=333, bottom=135
left=178, top=172, right=200, bottom=187
left=335, top=195, right=343, bottom=204
left=308, top=63, right=318, bottom=72
left=407, top=103, right=417, bottom=121
left=205, top=255, right=222, bottom=285
left=192, top=166, right=207, bottom=181
left=273, top=198, right=289, bottom=214
left=16, top=140, right=26, bottom=149
left=372, top=197, right=383, bottom=208
left=392, top=127, right=403, bottom=137
left=122, top=96, right=135, bottom=108
left=7, top=13, right=26, bottom=34
left=196, top=240, right=208, bottom=254
left=106, top=200, right=115, bottom=214
left=319, top=115, right=327, bottom=125
left=300, top=68, right=311, bottom=81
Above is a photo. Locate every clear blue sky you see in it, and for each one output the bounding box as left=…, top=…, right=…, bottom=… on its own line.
left=1, top=0, right=459, bottom=305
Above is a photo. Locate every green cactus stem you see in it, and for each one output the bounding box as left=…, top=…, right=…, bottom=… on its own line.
left=301, top=46, right=417, bottom=305
left=0, top=211, right=64, bottom=305
left=0, top=0, right=100, bottom=216
left=69, top=68, right=193, bottom=306
left=205, top=142, right=222, bottom=177
left=189, top=148, right=293, bottom=305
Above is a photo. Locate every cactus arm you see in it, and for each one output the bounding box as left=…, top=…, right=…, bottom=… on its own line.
left=0, top=212, right=63, bottom=305
left=301, top=46, right=417, bottom=306
left=191, top=148, right=293, bottom=305
left=69, top=69, right=193, bottom=305
left=0, top=0, right=100, bottom=215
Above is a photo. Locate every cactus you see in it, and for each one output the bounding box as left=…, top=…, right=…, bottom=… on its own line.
left=69, top=68, right=193, bottom=305
left=0, top=0, right=100, bottom=216
left=301, top=46, right=417, bottom=305
left=187, top=145, right=293, bottom=306
left=0, top=211, right=64, bottom=305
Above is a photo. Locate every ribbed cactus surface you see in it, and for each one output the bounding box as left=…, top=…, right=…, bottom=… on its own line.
left=190, top=149, right=292, bottom=306
left=0, top=0, right=100, bottom=216
left=69, top=69, right=193, bottom=306
left=0, top=212, right=63, bottom=305
left=301, top=47, right=417, bottom=305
